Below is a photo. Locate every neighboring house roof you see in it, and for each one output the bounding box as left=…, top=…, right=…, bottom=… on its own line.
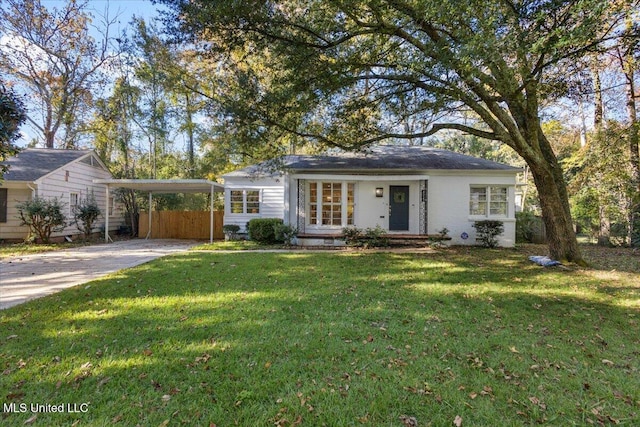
left=1, top=148, right=97, bottom=182
left=224, top=145, right=521, bottom=177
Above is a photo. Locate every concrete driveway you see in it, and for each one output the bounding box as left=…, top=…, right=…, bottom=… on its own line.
left=0, top=239, right=198, bottom=310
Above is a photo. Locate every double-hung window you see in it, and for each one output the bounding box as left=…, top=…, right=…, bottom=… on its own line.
left=230, top=190, right=260, bottom=214
left=308, top=182, right=354, bottom=227
left=470, top=186, right=508, bottom=217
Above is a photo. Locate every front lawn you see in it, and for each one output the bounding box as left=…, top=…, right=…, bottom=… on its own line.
left=1, top=247, right=638, bottom=426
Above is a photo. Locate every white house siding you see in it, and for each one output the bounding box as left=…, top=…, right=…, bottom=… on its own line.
left=287, top=175, right=425, bottom=237
left=223, top=175, right=285, bottom=233
left=0, top=187, right=33, bottom=240
left=287, top=172, right=517, bottom=247
left=0, top=156, right=124, bottom=241
left=35, top=159, right=124, bottom=238
left=427, top=172, right=517, bottom=247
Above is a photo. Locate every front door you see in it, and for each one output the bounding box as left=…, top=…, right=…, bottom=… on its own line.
left=389, top=186, right=409, bottom=231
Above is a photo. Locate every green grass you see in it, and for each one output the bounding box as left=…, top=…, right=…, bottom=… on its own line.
left=1, top=246, right=638, bottom=426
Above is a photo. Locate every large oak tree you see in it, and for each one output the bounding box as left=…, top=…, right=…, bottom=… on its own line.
left=159, top=0, right=633, bottom=263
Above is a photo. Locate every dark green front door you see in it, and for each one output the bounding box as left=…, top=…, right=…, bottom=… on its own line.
left=389, top=186, right=409, bottom=231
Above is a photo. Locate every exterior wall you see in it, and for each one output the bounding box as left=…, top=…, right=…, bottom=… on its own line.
left=427, top=172, right=517, bottom=247
left=0, top=156, right=125, bottom=241
left=228, top=170, right=518, bottom=247
left=223, top=175, right=285, bottom=233
left=0, top=187, right=33, bottom=240
left=354, top=180, right=421, bottom=234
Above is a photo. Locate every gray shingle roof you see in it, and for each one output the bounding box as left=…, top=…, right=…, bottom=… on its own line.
left=1, top=148, right=91, bottom=182
left=225, top=145, right=520, bottom=177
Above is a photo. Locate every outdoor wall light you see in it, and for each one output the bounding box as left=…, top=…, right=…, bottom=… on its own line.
left=375, top=187, right=384, bottom=197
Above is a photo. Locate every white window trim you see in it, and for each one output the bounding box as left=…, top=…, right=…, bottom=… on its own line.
left=469, top=185, right=511, bottom=219
left=306, top=181, right=355, bottom=229
left=228, top=189, right=262, bottom=215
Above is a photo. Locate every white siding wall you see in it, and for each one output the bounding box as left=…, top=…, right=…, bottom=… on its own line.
left=223, top=175, right=285, bottom=233
left=0, top=187, right=33, bottom=240
left=428, top=172, right=517, bottom=247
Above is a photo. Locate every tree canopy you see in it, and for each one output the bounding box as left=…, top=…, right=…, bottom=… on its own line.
left=157, top=0, right=636, bottom=263
left=0, top=81, right=26, bottom=175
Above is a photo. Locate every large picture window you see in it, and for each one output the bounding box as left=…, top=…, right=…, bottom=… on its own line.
left=230, top=190, right=260, bottom=214
left=470, top=186, right=508, bottom=217
left=308, top=182, right=354, bottom=227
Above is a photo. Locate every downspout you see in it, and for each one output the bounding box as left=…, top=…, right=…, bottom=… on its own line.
left=27, top=183, right=37, bottom=198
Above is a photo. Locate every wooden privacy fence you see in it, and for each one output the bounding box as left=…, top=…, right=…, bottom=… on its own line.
left=139, top=211, right=224, bottom=240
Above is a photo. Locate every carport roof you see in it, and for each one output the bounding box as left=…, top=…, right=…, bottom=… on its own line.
left=93, top=179, right=224, bottom=194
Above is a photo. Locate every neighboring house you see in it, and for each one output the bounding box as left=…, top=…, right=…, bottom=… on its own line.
left=0, top=148, right=124, bottom=241
left=222, top=145, right=521, bottom=247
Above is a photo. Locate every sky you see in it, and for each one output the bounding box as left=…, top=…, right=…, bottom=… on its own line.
left=42, top=0, right=165, bottom=35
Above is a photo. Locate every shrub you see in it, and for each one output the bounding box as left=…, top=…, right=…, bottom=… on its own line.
left=341, top=226, right=363, bottom=246
left=341, top=225, right=388, bottom=248
left=73, top=194, right=102, bottom=239
left=274, top=223, right=298, bottom=246
left=472, top=220, right=504, bottom=248
left=223, top=224, right=241, bottom=241
left=515, top=211, right=536, bottom=243
left=246, top=218, right=283, bottom=244
left=17, top=196, right=67, bottom=243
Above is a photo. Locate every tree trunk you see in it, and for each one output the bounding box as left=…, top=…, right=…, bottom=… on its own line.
left=622, top=43, right=640, bottom=246
left=525, top=133, right=585, bottom=264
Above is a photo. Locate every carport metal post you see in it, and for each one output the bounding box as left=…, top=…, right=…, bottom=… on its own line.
left=104, top=185, right=110, bottom=243
left=210, top=183, right=214, bottom=243
left=146, top=192, right=152, bottom=239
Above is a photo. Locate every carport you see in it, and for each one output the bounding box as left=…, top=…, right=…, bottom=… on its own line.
left=93, top=179, right=224, bottom=243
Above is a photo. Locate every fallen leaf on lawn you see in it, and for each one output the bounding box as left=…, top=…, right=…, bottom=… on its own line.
left=469, top=392, right=478, bottom=399
left=143, top=349, right=153, bottom=357
left=453, top=414, right=463, bottom=426
left=158, top=420, right=170, bottom=427
left=7, top=334, right=18, bottom=340
left=264, top=361, right=272, bottom=369
left=399, top=414, right=418, bottom=427
left=23, top=414, right=37, bottom=425
left=509, top=346, right=519, bottom=353
left=6, top=392, right=25, bottom=400
left=161, top=394, right=171, bottom=402
left=602, top=359, right=614, bottom=366
left=112, top=414, right=123, bottom=423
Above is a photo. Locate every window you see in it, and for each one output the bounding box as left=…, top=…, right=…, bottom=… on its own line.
left=470, top=186, right=508, bottom=217
left=308, top=182, right=354, bottom=227
left=229, top=190, right=260, bottom=214
left=108, top=196, right=117, bottom=217
left=70, top=192, right=79, bottom=216
left=0, top=188, right=7, bottom=223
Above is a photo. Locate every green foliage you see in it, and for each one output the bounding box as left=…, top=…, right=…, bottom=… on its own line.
left=246, top=218, right=283, bottom=244
left=472, top=220, right=504, bottom=248
left=273, top=223, right=298, bottom=246
left=222, top=224, right=241, bottom=241
left=341, top=225, right=389, bottom=248
left=16, top=196, right=67, bottom=243
left=0, top=83, right=25, bottom=176
left=515, top=211, right=537, bottom=243
left=73, top=194, right=102, bottom=239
